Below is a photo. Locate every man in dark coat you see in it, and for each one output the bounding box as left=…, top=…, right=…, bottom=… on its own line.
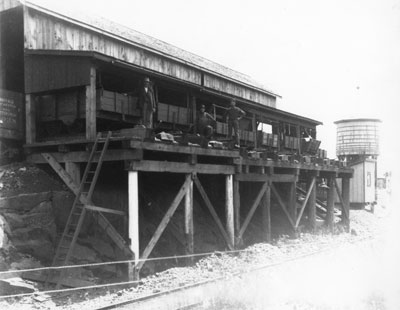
left=224, top=99, right=246, bottom=147
left=138, top=77, right=156, bottom=128
left=195, top=105, right=215, bottom=139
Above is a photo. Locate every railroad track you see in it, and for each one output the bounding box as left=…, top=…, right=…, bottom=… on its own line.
left=93, top=234, right=382, bottom=310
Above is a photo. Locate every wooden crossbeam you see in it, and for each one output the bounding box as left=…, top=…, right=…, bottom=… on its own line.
left=136, top=175, right=191, bottom=271
left=193, top=175, right=234, bottom=250
left=238, top=182, right=269, bottom=240
left=85, top=205, right=126, bottom=216
left=28, top=149, right=143, bottom=164
left=270, top=184, right=296, bottom=229
left=128, top=160, right=235, bottom=174
left=295, top=177, right=316, bottom=227
left=42, top=153, right=132, bottom=258
left=334, top=179, right=349, bottom=220
left=235, top=173, right=297, bottom=183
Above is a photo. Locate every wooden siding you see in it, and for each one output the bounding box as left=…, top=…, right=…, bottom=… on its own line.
left=349, top=161, right=364, bottom=204
left=25, top=55, right=91, bottom=93
left=364, top=160, right=376, bottom=203
left=22, top=6, right=278, bottom=106
left=348, top=159, right=376, bottom=204
left=0, top=0, right=19, bottom=11
left=203, top=74, right=276, bottom=107
left=0, top=7, right=24, bottom=92
left=24, top=9, right=202, bottom=86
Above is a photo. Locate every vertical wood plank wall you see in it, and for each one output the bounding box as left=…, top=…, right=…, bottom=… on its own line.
left=22, top=8, right=276, bottom=106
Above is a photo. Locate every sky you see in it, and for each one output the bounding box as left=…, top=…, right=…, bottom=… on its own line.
left=32, top=0, right=400, bottom=177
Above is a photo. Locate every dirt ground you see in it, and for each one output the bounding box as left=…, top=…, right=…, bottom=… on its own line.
left=0, top=201, right=396, bottom=310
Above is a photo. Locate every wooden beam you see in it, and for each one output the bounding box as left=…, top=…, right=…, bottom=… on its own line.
left=128, top=171, right=139, bottom=280
left=128, top=160, right=235, bottom=174
left=86, top=67, right=96, bottom=140
left=235, top=173, right=297, bottom=183
left=307, top=177, right=317, bottom=231
left=128, top=140, right=239, bottom=158
left=262, top=183, right=271, bottom=242
left=289, top=182, right=297, bottom=225
left=25, top=94, right=36, bottom=144
left=137, top=175, right=191, bottom=271
left=28, top=149, right=143, bottom=164
left=233, top=176, right=240, bottom=239
left=325, top=177, right=335, bottom=231
left=184, top=174, right=194, bottom=259
left=193, top=175, right=234, bottom=250
left=42, top=153, right=80, bottom=193
left=238, top=181, right=269, bottom=240
left=85, top=205, right=126, bottom=216
left=42, top=153, right=133, bottom=258
left=270, top=183, right=296, bottom=229
left=65, top=162, right=81, bottom=185
left=225, top=175, right=234, bottom=247
left=252, top=113, right=257, bottom=149
left=341, top=177, right=350, bottom=232
left=295, top=177, right=316, bottom=228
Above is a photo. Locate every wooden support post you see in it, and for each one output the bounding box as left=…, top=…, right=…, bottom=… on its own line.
left=307, top=176, right=317, bottom=231
left=26, top=94, right=36, bottom=144
left=128, top=171, right=140, bottom=281
left=65, top=162, right=81, bottom=185
left=191, top=95, right=197, bottom=126
left=225, top=174, right=235, bottom=248
left=233, top=176, right=240, bottom=242
left=86, top=67, right=96, bottom=141
left=184, top=174, right=194, bottom=261
left=289, top=181, right=297, bottom=233
left=325, top=177, right=335, bottom=232
left=262, top=182, right=271, bottom=243
left=341, top=177, right=350, bottom=232
left=194, top=176, right=234, bottom=250
left=252, top=114, right=257, bottom=149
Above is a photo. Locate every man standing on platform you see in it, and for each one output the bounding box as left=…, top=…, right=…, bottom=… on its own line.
left=138, top=77, right=156, bottom=128
left=224, top=99, right=246, bottom=148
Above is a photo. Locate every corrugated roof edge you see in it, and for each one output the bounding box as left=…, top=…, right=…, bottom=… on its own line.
left=21, top=0, right=281, bottom=98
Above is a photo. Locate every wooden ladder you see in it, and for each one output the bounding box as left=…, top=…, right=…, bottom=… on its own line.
left=47, top=131, right=112, bottom=288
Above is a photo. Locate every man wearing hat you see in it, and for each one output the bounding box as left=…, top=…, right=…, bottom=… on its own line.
left=138, top=77, right=156, bottom=128
left=195, top=105, right=215, bottom=139
left=224, top=99, right=246, bottom=148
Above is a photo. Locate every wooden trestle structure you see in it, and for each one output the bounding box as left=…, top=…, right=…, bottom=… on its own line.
left=1, top=0, right=353, bottom=284
left=27, top=136, right=353, bottom=281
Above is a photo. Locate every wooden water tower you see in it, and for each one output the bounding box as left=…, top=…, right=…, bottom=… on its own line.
left=335, top=118, right=381, bottom=208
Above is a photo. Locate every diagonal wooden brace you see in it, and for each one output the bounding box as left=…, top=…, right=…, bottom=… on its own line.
left=295, top=177, right=316, bottom=227
left=193, top=175, right=234, bottom=250
left=42, top=153, right=133, bottom=258
left=136, top=174, right=192, bottom=271
left=270, top=183, right=296, bottom=229
left=237, top=181, right=269, bottom=240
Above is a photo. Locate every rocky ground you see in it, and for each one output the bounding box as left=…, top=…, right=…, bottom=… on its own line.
left=0, top=203, right=395, bottom=310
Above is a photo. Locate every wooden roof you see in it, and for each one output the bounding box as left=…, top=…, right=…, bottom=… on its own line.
left=17, top=0, right=279, bottom=99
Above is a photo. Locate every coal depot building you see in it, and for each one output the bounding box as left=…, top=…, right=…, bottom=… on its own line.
left=0, top=0, right=353, bottom=287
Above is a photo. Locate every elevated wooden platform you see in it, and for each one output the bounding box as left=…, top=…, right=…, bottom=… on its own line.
left=25, top=131, right=352, bottom=281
